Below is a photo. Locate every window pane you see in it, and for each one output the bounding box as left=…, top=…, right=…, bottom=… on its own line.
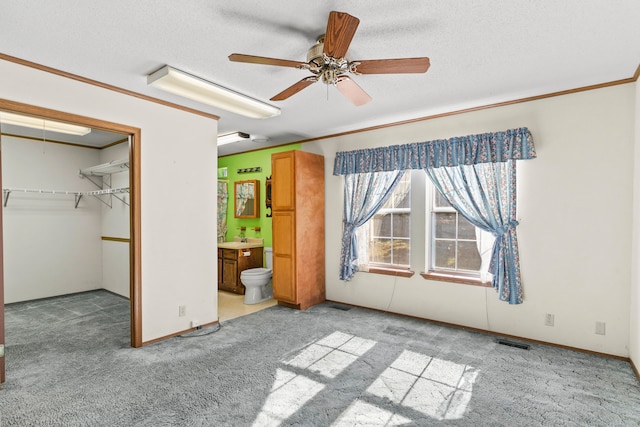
left=393, top=239, right=410, bottom=266
left=392, top=213, right=410, bottom=238
left=435, top=213, right=456, bottom=239
left=372, top=214, right=391, bottom=237
left=434, top=191, right=450, bottom=208
left=458, top=215, right=477, bottom=240
left=381, top=194, right=394, bottom=210
left=434, top=240, right=455, bottom=269
left=366, top=171, right=411, bottom=268
left=457, top=241, right=482, bottom=271
left=394, top=182, right=411, bottom=209
left=370, top=238, right=391, bottom=264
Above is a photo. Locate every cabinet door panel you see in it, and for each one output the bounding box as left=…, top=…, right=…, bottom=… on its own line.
left=273, top=255, right=296, bottom=303
left=272, top=211, right=296, bottom=303
left=272, top=152, right=295, bottom=211
left=222, top=259, right=238, bottom=292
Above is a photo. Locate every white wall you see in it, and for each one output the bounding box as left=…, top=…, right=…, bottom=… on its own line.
left=631, top=79, right=640, bottom=367
left=1, top=136, right=102, bottom=303
left=100, top=142, right=130, bottom=298
left=0, top=58, right=218, bottom=342
left=306, top=83, right=636, bottom=357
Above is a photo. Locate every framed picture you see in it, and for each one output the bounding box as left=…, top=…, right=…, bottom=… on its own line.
left=234, top=179, right=260, bottom=218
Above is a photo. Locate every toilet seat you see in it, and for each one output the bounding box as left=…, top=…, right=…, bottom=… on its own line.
left=241, top=268, right=272, bottom=277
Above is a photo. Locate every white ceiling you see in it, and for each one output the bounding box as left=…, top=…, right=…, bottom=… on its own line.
left=1, top=1, right=639, bottom=155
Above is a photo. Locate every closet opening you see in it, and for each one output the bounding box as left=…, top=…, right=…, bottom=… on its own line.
left=0, top=99, right=141, bottom=384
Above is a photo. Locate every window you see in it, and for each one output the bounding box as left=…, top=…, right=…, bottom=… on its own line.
left=429, top=189, right=493, bottom=283
left=367, top=171, right=411, bottom=269
left=357, top=170, right=492, bottom=283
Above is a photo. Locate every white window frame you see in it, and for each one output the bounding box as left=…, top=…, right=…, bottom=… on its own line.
left=367, top=171, right=411, bottom=270
left=425, top=182, right=491, bottom=281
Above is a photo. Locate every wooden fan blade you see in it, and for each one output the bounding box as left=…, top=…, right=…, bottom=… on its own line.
left=271, top=77, right=318, bottom=101
left=229, top=53, right=307, bottom=69
left=351, top=57, right=431, bottom=74
left=336, top=76, right=372, bottom=106
left=323, top=11, right=360, bottom=59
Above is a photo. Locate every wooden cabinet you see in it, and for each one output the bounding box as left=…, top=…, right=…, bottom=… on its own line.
left=217, top=247, right=264, bottom=294
left=271, top=150, right=325, bottom=310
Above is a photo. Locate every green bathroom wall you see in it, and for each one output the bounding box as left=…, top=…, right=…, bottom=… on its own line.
left=217, top=143, right=301, bottom=248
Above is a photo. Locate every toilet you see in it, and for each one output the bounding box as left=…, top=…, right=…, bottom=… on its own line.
left=240, top=247, right=273, bottom=305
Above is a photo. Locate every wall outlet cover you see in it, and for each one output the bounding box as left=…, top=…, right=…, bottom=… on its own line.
left=545, top=313, right=555, bottom=327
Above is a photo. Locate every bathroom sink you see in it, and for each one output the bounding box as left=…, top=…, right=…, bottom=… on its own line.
left=218, top=241, right=263, bottom=250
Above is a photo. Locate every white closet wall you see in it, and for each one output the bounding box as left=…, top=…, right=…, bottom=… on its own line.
left=2, top=136, right=102, bottom=303
left=99, top=142, right=130, bottom=298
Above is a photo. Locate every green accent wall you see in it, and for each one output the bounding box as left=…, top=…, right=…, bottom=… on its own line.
left=217, top=143, right=301, bottom=248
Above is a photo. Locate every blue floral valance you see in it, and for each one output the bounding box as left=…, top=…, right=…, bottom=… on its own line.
left=333, top=127, right=536, bottom=175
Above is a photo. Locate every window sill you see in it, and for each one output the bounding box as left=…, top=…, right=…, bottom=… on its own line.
left=420, top=271, right=492, bottom=287
left=367, top=267, right=415, bottom=278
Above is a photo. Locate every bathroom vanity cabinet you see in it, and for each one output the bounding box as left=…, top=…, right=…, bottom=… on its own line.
left=271, top=150, right=325, bottom=310
left=218, top=246, right=264, bottom=295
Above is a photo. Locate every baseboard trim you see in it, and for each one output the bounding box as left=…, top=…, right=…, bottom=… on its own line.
left=631, top=358, right=640, bottom=382
left=325, top=299, right=633, bottom=364
left=141, top=321, right=219, bottom=346
left=4, top=288, right=128, bottom=305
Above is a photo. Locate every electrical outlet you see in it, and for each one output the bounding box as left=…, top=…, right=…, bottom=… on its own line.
left=178, top=305, right=186, bottom=317
left=595, top=321, right=606, bottom=335
left=191, top=320, right=200, bottom=328
left=545, top=313, right=555, bottom=327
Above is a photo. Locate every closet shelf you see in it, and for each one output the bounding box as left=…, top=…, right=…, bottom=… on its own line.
left=79, top=158, right=130, bottom=208
left=2, top=187, right=130, bottom=208
left=79, top=158, right=129, bottom=177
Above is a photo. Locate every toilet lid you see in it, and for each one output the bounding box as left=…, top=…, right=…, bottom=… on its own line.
left=240, top=268, right=272, bottom=277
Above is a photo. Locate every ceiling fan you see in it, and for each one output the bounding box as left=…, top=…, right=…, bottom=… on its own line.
left=228, top=11, right=430, bottom=106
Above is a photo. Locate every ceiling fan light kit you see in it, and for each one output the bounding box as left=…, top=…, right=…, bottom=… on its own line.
left=229, top=11, right=430, bottom=106
left=147, top=65, right=281, bottom=119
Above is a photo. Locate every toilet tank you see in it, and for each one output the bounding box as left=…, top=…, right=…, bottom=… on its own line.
left=264, top=247, right=273, bottom=269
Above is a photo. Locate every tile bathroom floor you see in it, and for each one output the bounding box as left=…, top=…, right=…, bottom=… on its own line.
left=218, top=290, right=277, bottom=322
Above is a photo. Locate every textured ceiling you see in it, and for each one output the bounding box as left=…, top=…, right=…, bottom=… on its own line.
left=1, top=1, right=639, bottom=155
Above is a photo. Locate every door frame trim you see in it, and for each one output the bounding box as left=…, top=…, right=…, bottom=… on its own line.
left=0, top=98, right=143, bottom=348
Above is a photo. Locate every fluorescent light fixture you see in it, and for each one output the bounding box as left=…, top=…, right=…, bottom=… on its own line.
left=0, top=112, right=92, bottom=136
left=217, top=132, right=251, bottom=146
left=147, top=65, right=281, bottom=119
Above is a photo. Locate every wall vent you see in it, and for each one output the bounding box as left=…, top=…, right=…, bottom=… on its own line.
left=329, top=303, right=353, bottom=311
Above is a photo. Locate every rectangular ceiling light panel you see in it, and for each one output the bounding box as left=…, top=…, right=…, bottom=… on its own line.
left=217, top=131, right=250, bottom=146
left=147, top=66, right=281, bottom=119
left=0, top=112, right=92, bottom=136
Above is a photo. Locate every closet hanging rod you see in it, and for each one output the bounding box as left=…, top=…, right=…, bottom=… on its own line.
left=2, top=187, right=129, bottom=207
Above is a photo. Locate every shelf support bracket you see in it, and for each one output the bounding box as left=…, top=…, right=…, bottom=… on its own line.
left=3, top=190, right=10, bottom=207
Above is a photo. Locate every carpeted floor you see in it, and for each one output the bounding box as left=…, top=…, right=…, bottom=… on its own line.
left=1, top=290, right=639, bottom=426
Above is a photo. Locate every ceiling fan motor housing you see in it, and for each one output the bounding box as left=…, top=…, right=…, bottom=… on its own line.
left=306, top=36, right=325, bottom=66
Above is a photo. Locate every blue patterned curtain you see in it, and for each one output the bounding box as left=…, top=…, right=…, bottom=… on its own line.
left=333, top=127, right=535, bottom=302
left=333, top=127, right=535, bottom=175
left=425, top=161, right=523, bottom=304
left=340, top=171, right=405, bottom=281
